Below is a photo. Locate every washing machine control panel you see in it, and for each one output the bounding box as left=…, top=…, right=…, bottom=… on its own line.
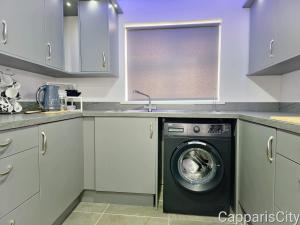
left=164, top=123, right=231, bottom=137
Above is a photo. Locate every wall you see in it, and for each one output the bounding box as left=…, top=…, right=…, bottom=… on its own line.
left=0, top=65, right=55, bottom=102
left=56, top=0, right=281, bottom=103
left=280, top=70, right=300, bottom=102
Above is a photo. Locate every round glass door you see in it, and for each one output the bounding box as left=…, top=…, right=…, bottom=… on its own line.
left=171, top=141, right=224, bottom=192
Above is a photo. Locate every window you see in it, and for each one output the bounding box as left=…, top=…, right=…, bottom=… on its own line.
left=125, top=21, right=221, bottom=102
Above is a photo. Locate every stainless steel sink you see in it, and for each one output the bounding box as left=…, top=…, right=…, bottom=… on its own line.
left=101, top=109, right=194, bottom=113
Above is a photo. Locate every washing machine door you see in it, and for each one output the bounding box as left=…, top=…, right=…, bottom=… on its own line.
left=171, top=140, right=224, bottom=192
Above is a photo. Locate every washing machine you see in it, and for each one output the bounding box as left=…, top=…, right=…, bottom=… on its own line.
left=163, top=120, right=233, bottom=216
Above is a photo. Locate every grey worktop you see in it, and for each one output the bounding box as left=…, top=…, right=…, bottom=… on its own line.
left=0, top=110, right=300, bottom=134
left=0, top=112, right=83, bottom=131
left=84, top=110, right=300, bottom=134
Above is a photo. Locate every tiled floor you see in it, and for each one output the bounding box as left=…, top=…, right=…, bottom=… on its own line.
left=62, top=202, right=232, bottom=225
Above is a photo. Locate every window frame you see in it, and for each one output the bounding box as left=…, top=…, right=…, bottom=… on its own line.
left=124, top=20, right=223, bottom=105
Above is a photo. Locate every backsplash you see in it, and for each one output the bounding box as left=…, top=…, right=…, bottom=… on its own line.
left=0, top=65, right=55, bottom=101
left=279, top=103, right=300, bottom=113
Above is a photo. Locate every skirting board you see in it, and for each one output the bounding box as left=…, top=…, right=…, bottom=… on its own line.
left=53, top=194, right=82, bottom=225
left=81, top=190, right=155, bottom=207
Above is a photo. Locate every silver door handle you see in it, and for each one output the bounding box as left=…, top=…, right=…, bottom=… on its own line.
left=41, top=131, right=47, bottom=155
left=0, top=138, right=12, bottom=154
left=47, top=42, right=52, bottom=60
left=0, top=165, right=13, bottom=176
left=267, top=136, right=274, bottom=163
left=1, top=20, right=7, bottom=44
left=150, top=122, right=153, bottom=139
left=0, top=138, right=12, bottom=147
left=102, top=52, right=106, bottom=68
left=269, top=40, right=275, bottom=58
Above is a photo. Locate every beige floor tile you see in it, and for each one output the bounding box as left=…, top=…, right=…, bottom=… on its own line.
left=62, top=212, right=101, bottom=225
left=105, top=204, right=168, bottom=218
left=169, top=219, right=231, bottom=225
left=74, top=202, right=108, bottom=213
left=97, top=214, right=168, bottom=225
left=169, top=213, right=221, bottom=223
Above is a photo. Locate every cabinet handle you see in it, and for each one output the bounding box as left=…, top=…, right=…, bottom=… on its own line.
left=47, top=42, right=52, bottom=60
left=41, top=131, right=47, bottom=155
left=0, top=138, right=12, bottom=147
left=1, top=20, right=7, bottom=44
left=267, top=136, right=274, bottom=163
left=269, top=39, right=275, bottom=58
left=150, top=122, right=153, bottom=139
left=102, top=52, right=106, bottom=68
left=0, top=165, right=13, bottom=176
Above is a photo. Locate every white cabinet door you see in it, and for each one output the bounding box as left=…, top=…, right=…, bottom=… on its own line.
left=38, top=118, right=83, bottom=225
left=44, top=0, right=65, bottom=69
left=0, top=0, right=44, bottom=64
left=79, top=0, right=109, bottom=72
left=249, top=0, right=276, bottom=74
left=95, top=117, right=158, bottom=194
left=239, top=121, right=276, bottom=224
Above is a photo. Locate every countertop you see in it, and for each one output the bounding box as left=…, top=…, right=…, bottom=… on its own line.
left=84, top=110, right=300, bottom=134
left=0, top=110, right=300, bottom=134
left=0, top=111, right=82, bottom=131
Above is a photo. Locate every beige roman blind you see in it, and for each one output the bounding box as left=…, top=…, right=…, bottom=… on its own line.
left=126, top=24, right=220, bottom=101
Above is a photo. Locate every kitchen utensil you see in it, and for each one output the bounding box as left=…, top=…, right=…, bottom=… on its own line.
left=13, top=81, right=21, bottom=89
left=5, top=87, right=18, bottom=98
left=0, top=74, right=14, bottom=87
left=36, top=85, right=60, bottom=111
left=13, top=101, right=22, bottom=113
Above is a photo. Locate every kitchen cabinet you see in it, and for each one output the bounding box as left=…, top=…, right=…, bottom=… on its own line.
left=0, top=0, right=45, bottom=65
left=0, top=194, right=40, bottom=225
left=44, top=0, right=65, bottom=69
left=95, top=117, right=157, bottom=194
left=273, top=0, right=300, bottom=64
left=248, top=0, right=300, bottom=76
left=275, top=154, right=300, bottom=215
left=38, top=118, right=83, bottom=225
left=83, top=117, right=95, bottom=190
left=239, top=121, right=276, bottom=223
left=0, top=126, right=38, bottom=159
left=0, top=148, right=39, bottom=219
left=275, top=131, right=300, bottom=215
left=79, top=0, right=119, bottom=75
left=249, top=0, right=275, bottom=74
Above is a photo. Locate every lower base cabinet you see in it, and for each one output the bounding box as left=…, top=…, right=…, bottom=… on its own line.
left=95, top=117, right=158, bottom=194
left=239, top=121, right=276, bottom=224
left=39, top=118, right=83, bottom=225
left=0, top=194, right=40, bottom=225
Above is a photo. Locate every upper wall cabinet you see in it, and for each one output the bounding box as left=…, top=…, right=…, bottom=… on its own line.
left=45, top=0, right=65, bottom=70
left=79, top=0, right=119, bottom=75
left=0, top=0, right=45, bottom=65
left=247, top=0, right=300, bottom=76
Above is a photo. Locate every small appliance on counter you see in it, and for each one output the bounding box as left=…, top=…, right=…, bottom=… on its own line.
left=36, top=84, right=60, bottom=111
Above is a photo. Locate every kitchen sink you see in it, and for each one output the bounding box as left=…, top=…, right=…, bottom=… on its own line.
left=102, top=109, right=193, bottom=113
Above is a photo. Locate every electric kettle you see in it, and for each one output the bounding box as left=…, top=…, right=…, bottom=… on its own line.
left=36, top=85, right=60, bottom=111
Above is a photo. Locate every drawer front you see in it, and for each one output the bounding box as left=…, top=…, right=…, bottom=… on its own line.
left=277, top=130, right=300, bottom=163
left=0, top=148, right=39, bottom=218
left=0, top=194, right=40, bottom=225
left=275, top=154, right=300, bottom=213
left=0, top=127, right=38, bottom=159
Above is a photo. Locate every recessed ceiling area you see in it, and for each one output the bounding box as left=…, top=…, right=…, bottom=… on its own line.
left=64, top=0, right=78, bottom=16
